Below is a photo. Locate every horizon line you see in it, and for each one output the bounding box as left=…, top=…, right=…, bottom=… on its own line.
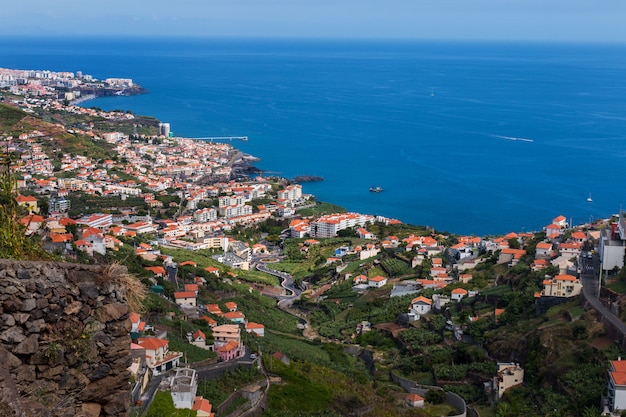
left=2, top=34, right=626, bottom=47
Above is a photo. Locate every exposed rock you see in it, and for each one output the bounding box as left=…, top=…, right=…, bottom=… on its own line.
left=25, top=319, right=45, bottom=333
left=36, top=297, right=50, bottom=309
left=64, top=301, right=83, bottom=315
left=13, top=334, right=40, bottom=354
left=81, top=402, right=102, bottom=417
left=40, top=364, right=64, bottom=379
left=1, top=326, right=26, bottom=343
left=0, top=260, right=133, bottom=417
left=97, top=303, right=129, bottom=323
left=14, top=312, right=30, bottom=324
left=2, top=313, right=16, bottom=327
left=78, top=374, right=126, bottom=402
left=103, top=394, right=129, bottom=416
left=20, top=298, right=37, bottom=312
left=89, top=363, right=111, bottom=380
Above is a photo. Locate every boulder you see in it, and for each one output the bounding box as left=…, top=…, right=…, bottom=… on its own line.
left=80, top=402, right=102, bottom=417
left=97, top=303, right=129, bottom=323
left=13, top=334, right=40, bottom=355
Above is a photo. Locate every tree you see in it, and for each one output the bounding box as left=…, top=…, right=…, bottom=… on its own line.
left=0, top=152, right=52, bottom=260
left=425, top=389, right=446, bottom=404
left=508, top=237, right=521, bottom=249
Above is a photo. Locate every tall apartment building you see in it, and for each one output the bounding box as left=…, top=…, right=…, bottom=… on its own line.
left=310, top=213, right=375, bottom=238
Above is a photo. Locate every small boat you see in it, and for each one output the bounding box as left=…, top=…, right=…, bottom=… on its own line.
left=369, top=186, right=384, bottom=193
left=587, top=193, right=593, bottom=202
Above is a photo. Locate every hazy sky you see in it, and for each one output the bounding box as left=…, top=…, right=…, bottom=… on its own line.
left=2, top=0, right=625, bottom=42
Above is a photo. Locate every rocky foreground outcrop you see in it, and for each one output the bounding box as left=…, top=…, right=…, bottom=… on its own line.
left=0, top=260, right=135, bottom=417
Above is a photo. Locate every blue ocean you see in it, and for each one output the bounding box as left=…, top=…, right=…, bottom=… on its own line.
left=2, top=37, right=626, bottom=235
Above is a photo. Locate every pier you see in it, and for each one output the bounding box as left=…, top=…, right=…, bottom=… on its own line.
left=194, top=136, right=248, bottom=142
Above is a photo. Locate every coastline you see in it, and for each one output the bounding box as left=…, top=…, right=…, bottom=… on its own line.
left=70, top=94, right=96, bottom=105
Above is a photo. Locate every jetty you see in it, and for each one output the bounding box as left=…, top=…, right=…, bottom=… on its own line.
left=194, top=136, right=248, bottom=142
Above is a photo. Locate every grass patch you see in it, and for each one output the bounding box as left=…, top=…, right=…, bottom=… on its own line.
left=297, top=202, right=347, bottom=217
left=157, top=322, right=216, bottom=363
left=0, top=103, right=26, bottom=128
left=197, top=367, right=262, bottom=409
left=480, top=284, right=513, bottom=297
left=607, top=279, right=626, bottom=294
left=230, top=293, right=299, bottom=334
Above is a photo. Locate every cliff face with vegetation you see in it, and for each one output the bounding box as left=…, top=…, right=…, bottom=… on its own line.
left=0, top=260, right=136, bottom=417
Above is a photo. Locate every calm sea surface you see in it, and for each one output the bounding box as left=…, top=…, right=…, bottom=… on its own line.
left=2, top=37, right=626, bottom=235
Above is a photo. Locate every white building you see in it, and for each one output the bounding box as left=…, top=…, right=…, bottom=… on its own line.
left=608, top=359, right=626, bottom=412
left=493, top=363, right=524, bottom=399
left=410, top=296, right=432, bottom=316
left=310, top=212, right=375, bottom=238
left=277, top=184, right=302, bottom=201
left=599, top=216, right=626, bottom=274
left=171, top=368, right=198, bottom=409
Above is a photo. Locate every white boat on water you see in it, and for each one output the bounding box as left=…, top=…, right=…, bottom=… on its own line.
left=587, top=193, right=593, bottom=202
left=369, top=186, right=384, bottom=193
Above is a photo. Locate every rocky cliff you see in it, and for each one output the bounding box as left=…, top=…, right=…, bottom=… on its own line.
left=0, top=260, right=136, bottom=417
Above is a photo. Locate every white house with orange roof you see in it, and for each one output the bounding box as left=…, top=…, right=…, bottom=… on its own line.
left=531, top=258, right=550, bottom=272
left=406, top=393, right=425, bottom=408
left=559, top=242, right=581, bottom=257
left=129, top=312, right=147, bottom=334
left=137, top=337, right=182, bottom=376
left=224, top=301, right=238, bottom=312
left=357, top=227, right=376, bottom=240
left=224, top=311, right=246, bottom=324
left=204, top=266, right=220, bottom=277
left=570, top=231, right=587, bottom=244
left=552, top=215, right=568, bottom=228
left=458, top=274, right=473, bottom=284
left=410, top=296, right=432, bottom=316
left=368, top=275, right=388, bottom=288
left=608, top=359, right=626, bottom=412
left=20, top=214, right=45, bottom=235
left=189, top=330, right=210, bottom=349
left=184, top=283, right=199, bottom=295
left=451, top=288, right=468, bottom=302
left=193, top=396, right=215, bottom=417
left=174, top=291, right=197, bottom=307
left=353, top=275, right=368, bottom=285
left=206, top=304, right=223, bottom=315
left=144, top=266, right=166, bottom=277
left=15, top=194, right=39, bottom=214
left=430, top=266, right=448, bottom=278
left=540, top=274, right=582, bottom=298
left=245, top=322, right=265, bottom=337
left=74, top=239, right=94, bottom=256
left=498, top=248, right=526, bottom=266
left=535, top=242, right=553, bottom=257
left=199, top=315, right=217, bottom=327
left=545, top=223, right=562, bottom=238
left=82, top=227, right=106, bottom=255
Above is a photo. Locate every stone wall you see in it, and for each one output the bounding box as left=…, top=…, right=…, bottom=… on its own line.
left=0, top=260, right=134, bottom=417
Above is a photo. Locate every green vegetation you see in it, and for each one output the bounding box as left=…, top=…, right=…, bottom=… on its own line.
left=0, top=151, right=54, bottom=260
left=297, top=202, right=346, bottom=216
left=197, top=367, right=262, bottom=408
left=146, top=391, right=197, bottom=417
left=0, top=103, right=27, bottom=130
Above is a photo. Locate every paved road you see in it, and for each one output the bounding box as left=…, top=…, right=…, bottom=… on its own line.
left=580, top=253, right=626, bottom=337
left=252, top=256, right=303, bottom=308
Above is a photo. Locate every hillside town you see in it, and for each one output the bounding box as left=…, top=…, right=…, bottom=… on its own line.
left=3, top=67, right=626, bottom=417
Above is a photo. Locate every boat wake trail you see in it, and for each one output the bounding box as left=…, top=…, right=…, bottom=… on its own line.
left=493, top=134, right=534, bottom=143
